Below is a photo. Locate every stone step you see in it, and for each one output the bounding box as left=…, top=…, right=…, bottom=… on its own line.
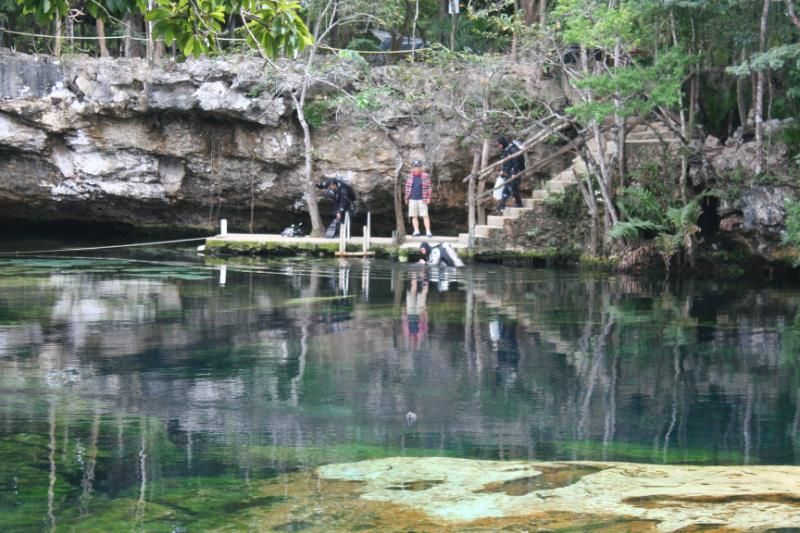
left=486, top=215, right=509, bottom=227
left=532, top=190, right=549, bottom=200
left=545, top=182, right=567, bottom=193
left=626, top=137, right=681, bottom=145
left=629, top=124, right=673, bottom=134
left=523, top=198, right=543, bottom=208
left=498, top=206, right=525, bottom=219
left=474, top=224, right=502, bottom=238
left=551, top=176, right=575, bottom=186
left=503, top=207, right=533, bottom=218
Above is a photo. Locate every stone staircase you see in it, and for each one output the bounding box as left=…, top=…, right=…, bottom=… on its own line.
left=458, top=161, right=585, bottom=247
left=625, top=120, right=681, bottom=145
left=458, top=120, right=680, bottom=247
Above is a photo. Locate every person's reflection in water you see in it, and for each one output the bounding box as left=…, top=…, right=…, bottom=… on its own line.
left=403, top=271, right=429, bottom=352
left=490, top=317, right=520, bottom=388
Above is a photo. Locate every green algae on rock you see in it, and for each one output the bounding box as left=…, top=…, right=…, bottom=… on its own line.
left=317, top=457, right=800, bottom=531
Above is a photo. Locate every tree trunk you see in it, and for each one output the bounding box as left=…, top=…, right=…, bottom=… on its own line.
left=538, top=0, right=547, bottom=26
left=96, top=18, right=110, bottom=57
left=54, top=15, right=63, bottom=56
left=736, top=47, right=748, bottom=129
left=437, top=0, right=446, bottom=45
left=670, top=10, right=688, bottom=203
left=394, top=157, right=406, bottom=241
left=124, top=14, right=146, bottom=58
left=613, top=37, right=625, bottom=185
left=768, top=72, right=774, bottom=120
left=688, top=16, right=698, bottom=137
left=755, top=0, right=770, bottom=175
left=411, top=0, right=420, bottom=63
left=579, top=45, right=617, bottom=239
left=124, top=14, right=133, bottom=57
left=155, top=40, right=166, bottom=62
left=591, top=124, right=618, bottom=227
left=575, top=169, right=599, bottom=256
left=400, top=1, right=413, bottom=52
left=785, top=0, right=800, bottom=32
left=511, top=32, right=518, bottom=61
left=450, top=12, right=458, bottom=51
left=146, top=0, right=155, bottom=63
left=294, top=97, right=323, bottom=236
left=66, top=13, right=74, bottom=52
left=478, top=138, right=490, bottom=225
left=521, top=0, right=537, bottom=24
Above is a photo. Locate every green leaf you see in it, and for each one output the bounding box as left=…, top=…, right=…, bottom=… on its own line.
left=182, top=35, right=194, bottom=57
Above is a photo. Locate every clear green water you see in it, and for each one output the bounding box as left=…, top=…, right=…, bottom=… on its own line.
left=1, top=253, right=799, bottom=531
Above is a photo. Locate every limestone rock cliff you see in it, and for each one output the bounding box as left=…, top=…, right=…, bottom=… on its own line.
left=0, top=51, right=490, bottom=234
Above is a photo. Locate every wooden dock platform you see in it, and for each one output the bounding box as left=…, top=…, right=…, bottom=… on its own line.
left=205, top=233, right=466, bottom=258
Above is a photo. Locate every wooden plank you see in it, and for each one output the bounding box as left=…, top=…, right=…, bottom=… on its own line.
left=467, top=152, right=479, bottom=249
left=461, top=118, right=571, bottom=183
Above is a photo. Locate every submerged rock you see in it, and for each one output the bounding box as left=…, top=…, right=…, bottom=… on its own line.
left=318, top=457, right=800, bottom=531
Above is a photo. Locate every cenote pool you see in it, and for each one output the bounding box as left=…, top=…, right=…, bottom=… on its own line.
left=1, top=252, right=799, bottom=531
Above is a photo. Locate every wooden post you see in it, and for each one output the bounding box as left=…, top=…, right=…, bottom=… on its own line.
left=339, top=216, right=346, bottom=254
left=366, top=212, right=371, bottom=252
left=467, top=152, right=480, bottom=249
left=220, top=219, right=228, bottom=236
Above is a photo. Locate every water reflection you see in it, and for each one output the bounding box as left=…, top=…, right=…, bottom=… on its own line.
left=0, top=256, right=800, bottom=528
left=403, top=271, right=428, bottom=352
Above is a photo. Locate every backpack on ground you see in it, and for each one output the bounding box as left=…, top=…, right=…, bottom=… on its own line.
left=324, top=219, right=340, bottom=239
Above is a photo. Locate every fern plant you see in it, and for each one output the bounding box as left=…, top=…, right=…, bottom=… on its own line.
left=656, top=196, right=704, bottom=273
left=611, top=184, right=669, bottom=242
left=611, top=189, right=706, bottom=275
left=609, top=218, right=665, bottom=241
left=616, top=184, right=665, bottom=225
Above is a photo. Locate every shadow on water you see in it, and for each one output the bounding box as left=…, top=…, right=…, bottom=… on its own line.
left=0, top=251, right=799, bottom=529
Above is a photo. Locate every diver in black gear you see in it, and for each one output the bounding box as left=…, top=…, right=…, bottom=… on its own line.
left=316, top=177, right=356, bottom=237
left=495, top=136, right=525, bottom=214
left=417, top=241, right=465, bottom=267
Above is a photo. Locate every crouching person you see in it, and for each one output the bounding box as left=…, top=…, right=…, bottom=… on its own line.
left=417, top=241, right=465, bottom=267
left=316, top=177, right=356, bottom=238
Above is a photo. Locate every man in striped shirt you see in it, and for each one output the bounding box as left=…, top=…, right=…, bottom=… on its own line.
left=404, top=160, right=433, bottom=237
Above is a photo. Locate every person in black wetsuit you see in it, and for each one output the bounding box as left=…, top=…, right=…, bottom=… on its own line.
left=495, top=136, right=525, bottom=214
left=417, top=241, right=465, bottom=267
left=316, top=177, right=356, bottom=237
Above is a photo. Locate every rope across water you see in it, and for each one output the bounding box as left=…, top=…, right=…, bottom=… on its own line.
left=0, top=237, right=207, bottom=257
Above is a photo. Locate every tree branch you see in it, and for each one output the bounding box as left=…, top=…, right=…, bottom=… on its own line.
left=786, top=0, right=800, bottom=32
